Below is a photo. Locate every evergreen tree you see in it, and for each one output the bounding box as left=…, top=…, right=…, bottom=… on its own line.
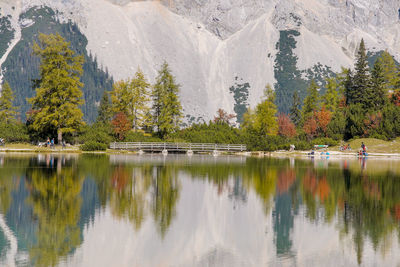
left=370, top=60, right=387, bottom=111
left=344, top=70, right=354, bottom=106
left=0, top=81, right=18, bottom=123
left=96, top=90, right=112, bottom=124
left=29, top=33, right=84, bottom=143
left=289, top=91, right=301, bottom=126
left=322, top=77, right=339, bottom=112
left=345, top=104, right=365, bottom=139
left=152, top=62, right=182, bottom=137
left=336, top=67, right=350, bottom=96
left=302, top=80, right=319, bottom=122
left=327, top=108, right=347, bottom=140
left=351, top=39, right=371, bottom=108
left=128, top=68, right=151, bottom=130
left=254, top=84, right=278, bottom=136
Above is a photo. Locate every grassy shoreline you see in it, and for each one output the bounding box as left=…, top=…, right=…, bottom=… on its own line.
left=1, top=138, right=400, bottom=157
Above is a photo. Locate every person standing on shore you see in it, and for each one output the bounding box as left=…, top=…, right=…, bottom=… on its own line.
left=361, top=142, right=367, bottom=156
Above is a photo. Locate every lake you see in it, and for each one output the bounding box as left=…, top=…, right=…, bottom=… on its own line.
left=0, top=153, right=399, bottom=267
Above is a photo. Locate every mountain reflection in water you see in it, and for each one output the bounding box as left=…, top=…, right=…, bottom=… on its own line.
left=0, top=154, right=399, bottom=266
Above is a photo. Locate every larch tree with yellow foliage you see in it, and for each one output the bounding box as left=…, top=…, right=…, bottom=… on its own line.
left=29, top=33, right=84, bottom=143
left=253, top=84, right=278, bottom=136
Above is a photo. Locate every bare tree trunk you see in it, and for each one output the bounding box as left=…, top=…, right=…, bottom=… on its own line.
left=57, top=129, right=62, bottom=144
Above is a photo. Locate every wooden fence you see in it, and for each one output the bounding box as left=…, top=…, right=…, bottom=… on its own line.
left=110, top=142, right=247, bottom=152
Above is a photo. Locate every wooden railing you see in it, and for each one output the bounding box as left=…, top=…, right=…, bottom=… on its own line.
left=110, top=142, right=247, bottom=152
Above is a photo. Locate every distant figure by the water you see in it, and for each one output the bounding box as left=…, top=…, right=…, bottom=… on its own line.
left=359, top=142, right=368, bottom=157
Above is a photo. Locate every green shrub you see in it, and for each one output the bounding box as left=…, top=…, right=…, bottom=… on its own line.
left=328, top=133, right=343, bottom=141
left=241, top=131, right=291, bottom=151
left=377, top=104, right=400, bottom=140
left=175, top=122, right=242, bottom=144
left=369, top=133, right=388, bottom=141
left=0, top=122, right=30, bottom=143
left=81, top=141, right=108, bottom=151
left=293, top=140, right=312, bottom=150
left=78, top=123, right=113, bottom=145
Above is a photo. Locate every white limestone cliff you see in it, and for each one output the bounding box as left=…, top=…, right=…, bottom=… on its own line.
left=0, top=0, right=399, bottom=120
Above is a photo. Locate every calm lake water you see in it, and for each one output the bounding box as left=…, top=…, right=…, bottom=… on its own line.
left=0, top=154, right=400, bottom=267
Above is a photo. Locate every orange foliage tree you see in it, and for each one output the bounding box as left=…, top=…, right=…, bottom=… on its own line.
left=277, top=113, right=297, bottom=138
left=392, top=91, right=400, bottom=106
left=303, top=117, right=318, bottom=140
left=214, top=108, right=236, bottom=125
left=315, top=107, right=332, bottom=136
left=112, top=112, right=132, bottom=140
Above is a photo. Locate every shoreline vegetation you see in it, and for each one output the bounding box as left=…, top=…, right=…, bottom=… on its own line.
left=1, top=34, right=400, bottom=153
left=1, top=137, right=400, bottom=159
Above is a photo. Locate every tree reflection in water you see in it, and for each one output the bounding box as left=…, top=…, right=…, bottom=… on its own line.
left=151, top=165, right=180, bottom=238
left=108, top=163, right=180, bottom=238
left=297, top=159, right=400, bottom=265
left=25, top=155, right=83, bottom=267
left=0, top=155, right=399, bottom=266
left=109, top=165, right=151, bottom=231
left=179, top=157, right=400, bottom=264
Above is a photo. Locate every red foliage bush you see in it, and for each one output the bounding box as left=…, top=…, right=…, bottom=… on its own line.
left=112, top=112, right=132, bottom=140
left=315, top=107, right=332, bottom=136
left=278, top=113, right=297, bottom=138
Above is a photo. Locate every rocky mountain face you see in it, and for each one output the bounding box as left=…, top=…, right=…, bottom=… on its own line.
left=0, top=0, right=399, bottom=122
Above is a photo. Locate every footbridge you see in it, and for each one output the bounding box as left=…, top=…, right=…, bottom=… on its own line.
left=110, top=142, right=247, bottom=154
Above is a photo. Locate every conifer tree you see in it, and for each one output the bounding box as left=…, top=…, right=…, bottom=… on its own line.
left=111, top=80, right=130, bottom=115
left=370, top=60, right=387, bottom=111
left=289, top=91, right=301, bottom=126
left=29, top=33, right=84, bottom=143
left=344, top=70, right=354, bottom=105
left=152, top=62, right=182, bottom=137
left=128, top=68, right=151, bottom=130
left=242, top=108, right=256, bottom=130
left=336, top=68, right=350, bottom=106
left=254, top=84, right=278, bottom=135
left=141, top=109, right=154, bottom=133
left=322, top=77, right=339, bottom=112
left=377, top=50, right=400, bottom=91
left=336, top=68, right=350, bottom=95
left=351, top=39, right=371, bottom=108
left=302, top=80, right=319, bottom=122
left=0, top=81, right=18, bottom=123
left=96, top=91, right=112, bottom=124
